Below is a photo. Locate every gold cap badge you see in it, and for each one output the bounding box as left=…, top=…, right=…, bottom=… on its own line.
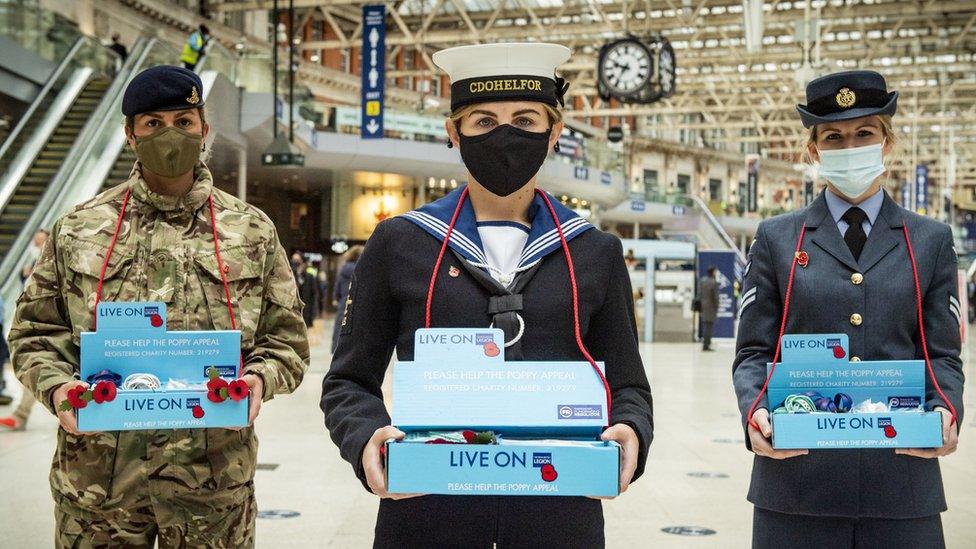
left=836, top=87, right=856, bottom=108
left=187, top=86, right=200, bottom=105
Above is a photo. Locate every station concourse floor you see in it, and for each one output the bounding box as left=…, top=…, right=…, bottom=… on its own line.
left=1, top=320, right=974, bottom=548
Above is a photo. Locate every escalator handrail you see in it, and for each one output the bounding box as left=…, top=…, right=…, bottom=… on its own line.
left=0, top=36, right=85, bottom=164
left=0, top=37, right=153, bottom=298
left=682, top=193, right=747, bottom=264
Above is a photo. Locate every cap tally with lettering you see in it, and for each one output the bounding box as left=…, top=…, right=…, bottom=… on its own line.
left=432, top=42, right=572, bottom=111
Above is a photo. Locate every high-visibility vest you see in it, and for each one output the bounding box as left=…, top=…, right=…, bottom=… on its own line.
left=181, top=31, right=204, bottom=65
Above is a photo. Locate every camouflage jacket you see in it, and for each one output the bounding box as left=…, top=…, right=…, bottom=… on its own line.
left=9, top=164, right=309, bottom=511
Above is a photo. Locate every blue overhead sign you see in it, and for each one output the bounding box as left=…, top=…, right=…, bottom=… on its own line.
left=915, top=164, right=928, bottom=215
left=361, top=5, right=385, bottom=139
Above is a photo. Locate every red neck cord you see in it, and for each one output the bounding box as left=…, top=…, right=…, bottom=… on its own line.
left=423, top=188, right=613, bottom=420
left=93, top=189, right=238, bottom=335
left=902, top=225, right=958, bottom=426
left=746, top=224, right=958, bottom=432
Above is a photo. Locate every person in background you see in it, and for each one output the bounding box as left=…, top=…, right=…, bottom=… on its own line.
left=290, top=251, right=303, bottom=278
left=109, top=33, right=128, bottom=61
left=331, top=245, right=363, bottom=352
left=294, top=255, right=320, bottom=328
left=317, top=265, right=329, bottom=319
left=181, top=24, right=210, bottom=71
left=20, top=229, right=48, bottom=283
left=699, top=265, right=720, bottom=351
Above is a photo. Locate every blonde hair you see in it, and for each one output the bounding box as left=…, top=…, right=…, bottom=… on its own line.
left=803, top=114, right=898, bottom=163
left=449, top=102, right=562, bottom=128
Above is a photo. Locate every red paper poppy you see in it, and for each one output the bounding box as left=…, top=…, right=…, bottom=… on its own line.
left=192, top=405, right=205, bottom=419
left=150, top=314, right=163, bottom=328
left=92, top=381, right=117, bottom=404
left=227, top=379, right=249, bottom=401
left=461, top=430, right=476, bottom=443
left=207, top=378, right=229, bottom=403
left=67, top=386, right=89, bottom=409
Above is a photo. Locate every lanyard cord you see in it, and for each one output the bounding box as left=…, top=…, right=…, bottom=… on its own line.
left=745, top=223, right=958, bottom=432
left=903, top=224, right=958, bottom=426
left=424, top=188, right=613, bottom=421
left=746, top=225, right=806, bottom=432
left=93, top=189, right=238, bottom=334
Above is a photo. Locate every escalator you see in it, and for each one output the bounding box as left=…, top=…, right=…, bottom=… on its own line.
left=101, top=144, right=136, bottom=192
left=0, top=78, right=109, bottom=256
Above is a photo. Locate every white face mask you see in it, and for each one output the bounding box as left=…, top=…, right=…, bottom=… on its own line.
left=816, top=141, right=886, bottom=199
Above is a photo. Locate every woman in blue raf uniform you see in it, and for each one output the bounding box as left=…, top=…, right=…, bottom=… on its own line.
left=321, top=43, right=653, bottom=548
left=733, top=70, right=964, bottom=548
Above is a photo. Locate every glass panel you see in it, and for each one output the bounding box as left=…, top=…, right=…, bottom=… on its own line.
left=0, top=0, right=81, bottom=64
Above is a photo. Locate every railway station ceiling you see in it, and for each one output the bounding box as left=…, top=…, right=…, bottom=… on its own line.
left=212, top=0, right=976, bottom=185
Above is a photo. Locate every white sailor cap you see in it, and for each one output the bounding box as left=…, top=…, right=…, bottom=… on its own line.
left=432, top=42, right=572, bottom=111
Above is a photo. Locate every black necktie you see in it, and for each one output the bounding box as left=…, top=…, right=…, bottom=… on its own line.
left=842, top=207, right=868, bottom=261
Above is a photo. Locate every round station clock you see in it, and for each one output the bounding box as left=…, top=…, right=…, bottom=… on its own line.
left=597, top=37, right=653, bottom=101
left=597, top=35, right=677, bottom=104
left=657, top=40, right=676, bottom=98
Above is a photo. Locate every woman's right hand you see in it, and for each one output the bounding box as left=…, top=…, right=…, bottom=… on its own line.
left=362, top=425, right=423, bottom=499
left=748, top=409, right=809, bottom=459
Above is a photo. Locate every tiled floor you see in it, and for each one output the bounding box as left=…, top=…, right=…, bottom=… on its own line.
left=1, top=322, right=974, bottom=548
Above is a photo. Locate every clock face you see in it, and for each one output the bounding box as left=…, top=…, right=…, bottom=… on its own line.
left=658, top=46, right=676, bottom=96
left=599, top=39, right=652, bottom=98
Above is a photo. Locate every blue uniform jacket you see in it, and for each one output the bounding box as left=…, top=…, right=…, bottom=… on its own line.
left=733, top=190, right=965, bottom=519
left=321, top=188, right=653, bottom=547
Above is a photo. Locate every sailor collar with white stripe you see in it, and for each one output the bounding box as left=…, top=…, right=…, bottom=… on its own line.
left=401, top=186, right=593, bottom=272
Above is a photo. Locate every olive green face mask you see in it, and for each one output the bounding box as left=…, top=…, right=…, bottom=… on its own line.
left=134, top=125, right=203, bottom=178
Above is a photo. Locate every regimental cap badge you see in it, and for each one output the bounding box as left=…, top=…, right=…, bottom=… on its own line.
left=187, top=85, right=200, bottom=105
left=836, top=87, right=856, bottom=108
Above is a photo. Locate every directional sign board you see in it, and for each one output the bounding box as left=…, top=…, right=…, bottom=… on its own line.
left=361, top=5, right=385, bottom=139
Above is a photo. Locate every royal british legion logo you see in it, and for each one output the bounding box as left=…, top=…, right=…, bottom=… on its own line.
left=144, top=306, right=160, bottom=317
left=475, top=333, right=494, bottom=345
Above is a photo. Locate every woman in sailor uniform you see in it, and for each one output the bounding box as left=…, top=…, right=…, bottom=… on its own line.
left=321, top=43, right=653, bottom=548
left=733, top=70, right=964, bottom=548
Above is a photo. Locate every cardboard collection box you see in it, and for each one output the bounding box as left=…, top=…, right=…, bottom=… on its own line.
left=769, top=334, right=943, bottom=450
left=77, top=302, right=246, bottom=431
left=386, top=328, right=620, bottom=497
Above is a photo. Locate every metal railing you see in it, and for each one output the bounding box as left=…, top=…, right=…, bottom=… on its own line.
left=684, top=193, right=747, bottom=263
left=0, top=37, right=84, bottom=165
left=0, top=37, right=154, bottom=310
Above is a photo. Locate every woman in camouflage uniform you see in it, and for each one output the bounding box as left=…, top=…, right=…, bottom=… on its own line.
left=10, top=66, right=309, bottom=548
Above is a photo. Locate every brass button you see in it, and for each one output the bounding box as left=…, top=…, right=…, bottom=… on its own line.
left=850, top=313, right=862, bottom=326
left=851, top=356, right=861, bottom=362
left=851, top=272, right=863, bottom=285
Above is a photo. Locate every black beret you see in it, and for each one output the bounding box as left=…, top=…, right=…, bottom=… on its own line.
left=121, top=65, right=205, bottom=117
left=796, top=70, right=897, bottom=128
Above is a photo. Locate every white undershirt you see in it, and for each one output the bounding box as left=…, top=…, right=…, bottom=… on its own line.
left=476, top=222, right=530, bottom=286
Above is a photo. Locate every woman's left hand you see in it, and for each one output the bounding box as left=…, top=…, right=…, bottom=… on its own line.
left=597, top=423, right=640, bottom=497
left=895, top=407, right=958, bottom=458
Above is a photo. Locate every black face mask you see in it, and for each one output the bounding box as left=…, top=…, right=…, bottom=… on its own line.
left=458, top=125, right=551, bottom=197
